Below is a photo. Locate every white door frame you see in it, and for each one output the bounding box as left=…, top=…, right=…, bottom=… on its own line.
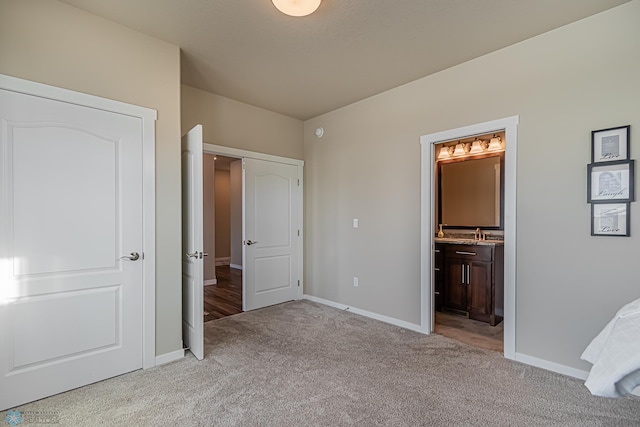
left=202, top=143, right=304, bottom=309
left=420, top=116, right=518, bottom=360
left=0, top=74, right=157, bottom=369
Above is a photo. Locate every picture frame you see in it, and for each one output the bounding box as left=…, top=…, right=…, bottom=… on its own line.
left=591, top=125, right=630, bottom=163
left=587, top=160, right=635, bottom=203
left=591, top=203, right=630, bottom=236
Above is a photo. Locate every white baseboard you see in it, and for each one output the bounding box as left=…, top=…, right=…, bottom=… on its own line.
left=514, top=352, right=640, bottom=397
left=215, top=257, right=230, bottom=266
left=230, top=263, right=243, bottom=270
left=155, top=348, right=184, bottom=366
left=304, top=295, right=633, bottom=395
left=514, top=352, right=589, bottom=380
left=303, top=294, right=427, bottom=334
left=204, top=279, right=217, bottom=286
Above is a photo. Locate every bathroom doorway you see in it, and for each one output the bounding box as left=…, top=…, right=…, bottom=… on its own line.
left=432, top=132, right=506, bottom=352
left=420, top=116, right=519, bottom=359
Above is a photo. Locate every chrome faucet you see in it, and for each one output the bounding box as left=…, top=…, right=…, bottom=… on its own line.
left=475, top=228, right=482, bottom=240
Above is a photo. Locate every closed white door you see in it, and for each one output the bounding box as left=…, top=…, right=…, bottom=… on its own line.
left=181, top=125, right=204, bottom=360
left=244, top=158, right=300, bottom=311
left=0, top=88, right=144, bottom=410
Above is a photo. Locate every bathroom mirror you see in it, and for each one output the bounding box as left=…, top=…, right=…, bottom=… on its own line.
left=438, top=153, right=504, bottom=229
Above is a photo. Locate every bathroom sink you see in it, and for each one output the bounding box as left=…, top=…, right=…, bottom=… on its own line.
left=435, top=237, right=503, bottom=245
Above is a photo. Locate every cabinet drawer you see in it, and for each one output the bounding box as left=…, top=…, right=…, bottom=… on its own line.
left=444, top=245, right=493, bottom=262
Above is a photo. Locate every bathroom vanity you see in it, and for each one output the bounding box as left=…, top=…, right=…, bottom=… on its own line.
left=435, top=239, right=504, bottom=326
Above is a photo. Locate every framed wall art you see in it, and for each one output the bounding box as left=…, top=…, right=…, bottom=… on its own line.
left=587, top=160, right=635, bottom=203
left=591, top=203, right=630, bottom=236
left=591, top=125, right=630, bottom=163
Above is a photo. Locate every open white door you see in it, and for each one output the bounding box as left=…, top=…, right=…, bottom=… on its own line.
left=244, top=158, right=300, bottom=311
left=181, top=125, right=204, bottom=360
left=0, top=85, right=145, bottom=409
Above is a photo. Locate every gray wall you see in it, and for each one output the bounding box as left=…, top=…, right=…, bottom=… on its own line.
left=181, top=85, right=304, bottom=160
left=0, top=0, right=183, bottom=357
left=303, top=1, right=640, bottom=371
left=214, top=169, right=231, bottom=259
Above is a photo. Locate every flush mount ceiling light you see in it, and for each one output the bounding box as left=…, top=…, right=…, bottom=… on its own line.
left=272, top=0, right=321, bottom=17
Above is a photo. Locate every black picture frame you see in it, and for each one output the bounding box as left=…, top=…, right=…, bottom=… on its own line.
left=591, top=125, right=630, bottom=163
left=591, top=203, right=630, bottom=236
left=587, top=159, right=635, bottom=203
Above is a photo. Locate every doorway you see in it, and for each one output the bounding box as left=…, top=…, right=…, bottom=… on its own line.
left=200, top=143, right=304, bottom=317
left=432, top=131, right=506, bottom=352
left=420, top=116, right=518, bottom=360
left=203, top=154, right=243, bottom=321
left=182, top=134, right=303, bottom=360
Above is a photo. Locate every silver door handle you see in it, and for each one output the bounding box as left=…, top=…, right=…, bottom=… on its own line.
left=186, top=251, right=208, bottom=259
left=246, top=240, right=258, bottom=245
left=461, top=265, right=465, bottom=284
left=466, top=265, right=470, bottom=285
left=120, top=252, right=140, bottom=261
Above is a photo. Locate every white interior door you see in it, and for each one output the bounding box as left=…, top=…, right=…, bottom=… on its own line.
left=244, top=158, right=300, bottom=311
left=181, top=125, right=204, bottom=360
left=0, top=88, right=144, bottom=410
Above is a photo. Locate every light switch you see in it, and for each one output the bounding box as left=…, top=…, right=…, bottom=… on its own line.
left=353, top=218, right=359, bottom=228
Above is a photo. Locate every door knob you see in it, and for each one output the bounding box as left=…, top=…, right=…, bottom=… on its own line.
left=120, top=252, right=140, bottom=261
left=246, top=240, right=258, bottom=245
left=186, top=251, right=208, bottom=259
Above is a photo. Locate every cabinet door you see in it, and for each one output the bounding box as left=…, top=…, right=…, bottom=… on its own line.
left=444, top=258, right=467, bottom=312
left=467, top=261, right=492, bottom=322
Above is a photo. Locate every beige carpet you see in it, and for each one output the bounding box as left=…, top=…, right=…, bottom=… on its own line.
left=13, top=300, right=640, bottom=426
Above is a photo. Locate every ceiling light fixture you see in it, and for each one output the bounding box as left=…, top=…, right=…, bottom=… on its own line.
left=272, top=0, right=321, bottom=17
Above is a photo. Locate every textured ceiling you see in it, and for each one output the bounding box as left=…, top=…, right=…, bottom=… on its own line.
left=59, top=0, right=629, bottom=120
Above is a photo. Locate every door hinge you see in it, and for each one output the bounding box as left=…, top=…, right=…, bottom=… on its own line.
left=298, top=229, right=300, bottom=237
left=297, top=280, right=300, bottom=287
left=142, top=252, right=145, bottom=260
left=297, top=179, right=300, bottom=186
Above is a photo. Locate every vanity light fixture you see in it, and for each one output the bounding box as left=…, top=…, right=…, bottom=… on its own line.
left=437, top=145, right=456, bottom=159
left=272, top=0, right=321, bottom=17
left=452, top=142, right=466, bottom=157
left=469, top=138, right=486, bottom=154
left=488, top=134, right=504, bottom=151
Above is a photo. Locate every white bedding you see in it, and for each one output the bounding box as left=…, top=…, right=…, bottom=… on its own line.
left=581, top=297, right=640, bottom=397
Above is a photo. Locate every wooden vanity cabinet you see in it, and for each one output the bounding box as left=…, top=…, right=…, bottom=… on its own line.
left=442, top=244, right=503, bottom=326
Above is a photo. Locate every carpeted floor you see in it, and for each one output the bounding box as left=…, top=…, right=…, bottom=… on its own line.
left=13, top=300, right=640, bottom=426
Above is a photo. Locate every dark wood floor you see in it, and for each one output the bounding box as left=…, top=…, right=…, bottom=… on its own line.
left=204, top=265, right=242, bottom=322
left=434, top=311, right=504, bottom=353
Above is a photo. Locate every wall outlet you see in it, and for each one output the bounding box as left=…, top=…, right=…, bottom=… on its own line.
left=353, top=218, right=359, bottom=228
left=353, top=276, right=359, bottom=287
